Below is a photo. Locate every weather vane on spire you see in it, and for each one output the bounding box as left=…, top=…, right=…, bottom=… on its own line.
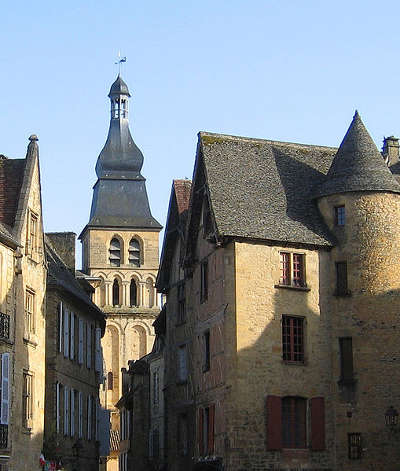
left=115, top=51, right=127, bottom=75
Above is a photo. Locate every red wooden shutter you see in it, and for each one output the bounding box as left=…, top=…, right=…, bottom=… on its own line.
left=198, top=408, right=204, bottom=455
left=311, top=397, right=325, bottom=451
left=208, top=404, right=215, bottom=454
left=266, top=395, right=282, bottom=450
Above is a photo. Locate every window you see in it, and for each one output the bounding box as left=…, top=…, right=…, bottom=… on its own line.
left=203, top=330, right=210, bottom=372
left=107, top=372, right=114, bottom=390
left=177, top=283, right=185, bottom=324
left=26, top=210, right=38, bottom=256
left=22, top=371, right=33, bottom=429
left=0, top=313, right=10, bottom=340
left=282, top=397, right=306, bottom=448
left=339, top=337, right=354, bottom=383
left=282, top=316, right=304, bottom=363
left=267, top=396, right=325, bottom=451
left=24, top=289, right=35, bottom=336
left=130, top=279, right=138, bottom=306
left=200, top=260, right=208, bottom=303
left=0, top=354, right=9, bottom=428
left=153, top=370, right=159, bottom=405
left=335, top=206, right=346, bottom=226
left=151, top=429, right=160, bottom=459
left=129, top=238, right=140, bottom=267
left=113, top=279, right=120, bottom=306
left=178, top=414, right=188, bottom=456
left=109, top=238, right=121, bottom=267
left=198, top=405, right=215, bottom=456
left=336, top=261, right=348, bottom=295
left=177, top=345, right=188, bottom=383
left=279, top=253, right=305, bottom=287
left=348, top=433, right=362, bottom=459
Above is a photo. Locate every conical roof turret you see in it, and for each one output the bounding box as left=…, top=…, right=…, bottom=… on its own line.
left=315, top=111, right=400, bottom=198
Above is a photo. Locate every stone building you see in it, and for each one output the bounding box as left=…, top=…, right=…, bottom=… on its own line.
left=157, top=112, right=400, bottom=471
left=79, top=75, right=161, bottom=470
left=0, top=136, right=47, bottom=470
left=43, top=232, right=106, bottom=471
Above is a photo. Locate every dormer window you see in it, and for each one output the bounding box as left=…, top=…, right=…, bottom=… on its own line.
left=129, top=239, right=140, bottom=267
left=109, top=238, right=121, bottom=267
left=335, top=206, right=345, bottom=226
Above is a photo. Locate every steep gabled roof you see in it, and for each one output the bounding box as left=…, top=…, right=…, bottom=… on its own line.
left=314, top=111, right=400, bottom=198
left=0, top=156, right=26, bottom=227
left=156, top=179, right=192, bottom=292
left=45, top=235, right=105, bottom=328
left=186, top=132, right=337, bottom=250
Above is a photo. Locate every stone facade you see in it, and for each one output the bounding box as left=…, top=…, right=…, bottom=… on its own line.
left=0, top=136, right=48, bottom=471
left=158, top=115, right=400, bottom=471
left=44, top=233, right=106, bottom=471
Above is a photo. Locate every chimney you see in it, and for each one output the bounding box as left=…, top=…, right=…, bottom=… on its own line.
left=382, top=136, right=399, bottom=166
left=46, top=232, right=76, bottom=273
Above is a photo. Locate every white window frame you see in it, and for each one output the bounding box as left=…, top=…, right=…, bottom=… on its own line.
left=0, top=353, right=9, bottom=425
left=63, top=308, right=69, bottom=358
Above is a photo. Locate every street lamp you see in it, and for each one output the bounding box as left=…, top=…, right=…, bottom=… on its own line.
left=385, top=406, right=399, bottom=427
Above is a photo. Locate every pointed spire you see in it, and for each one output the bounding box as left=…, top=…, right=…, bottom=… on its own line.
left=95, top=75, right=143, bottom=179
left=315, top=111, right=400, bottom=198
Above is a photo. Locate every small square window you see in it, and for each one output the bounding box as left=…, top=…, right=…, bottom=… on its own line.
left=279, top=253, right=306, bottom=288
left=335, top=206, right=346, bottom=226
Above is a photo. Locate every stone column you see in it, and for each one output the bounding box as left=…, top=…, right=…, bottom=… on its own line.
left=139, top=282, right=145, bottom=307
left=105, top=281, right=112, bottom=306
left=122, top=281, right=130, bottom=307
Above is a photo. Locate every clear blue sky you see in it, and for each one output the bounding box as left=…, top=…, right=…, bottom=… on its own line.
left=1, top=1, right=399, bottom=266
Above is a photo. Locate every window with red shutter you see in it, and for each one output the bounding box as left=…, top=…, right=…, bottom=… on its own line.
left=310, top=397, right=325, bottom=451
left=266, top=395, right=282, bottom=450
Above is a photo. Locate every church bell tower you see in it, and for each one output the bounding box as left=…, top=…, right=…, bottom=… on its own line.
left=79, top=75, right=161, bottom=464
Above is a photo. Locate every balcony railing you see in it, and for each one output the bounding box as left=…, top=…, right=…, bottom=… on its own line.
left=0, top=424, right=8, bottom=449
left=0, top=313, right=10, bottom=340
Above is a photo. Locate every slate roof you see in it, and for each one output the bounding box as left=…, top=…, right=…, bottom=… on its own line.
left=199, top=132, right=337, bottom=247
left=314, top=111, right=400, bottom=198
left=156, top=179, right=192, bottom=291
left=45, top=235, right=105, bottom=326
left=109, top=75, right=130, bottom=97
left=0, top=157, right=25, bottom=227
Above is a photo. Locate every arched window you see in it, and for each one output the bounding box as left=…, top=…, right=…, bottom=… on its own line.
left=130, top=279, right=138, bottom=307
left=113, top=279, right=120, bottom=306
left=129, top=238, right=140, bottom=267
left=109, top=238, right=121, bottom=267
left=107, top=371, right=113, bottom=390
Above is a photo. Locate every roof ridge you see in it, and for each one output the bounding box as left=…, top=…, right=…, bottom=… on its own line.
left=199, top=131, right=337, bottom=151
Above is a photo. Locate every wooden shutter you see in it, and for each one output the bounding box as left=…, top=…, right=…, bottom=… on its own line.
left=63, top=308, right=69, bottom=358
left=87, top=395, right=92, bottom=439
left=339, top=338, right=353, bottom=383
left=208, top=404, right=215, bottom=454
left=56, top=382, right=60, bottom=433
left=95, top=327, right=101, bottom=372
left=198, top=408, right=204, bottom=455
left=70, top=312, right=75, bottom=360
left=64, top=386, right=69, bottom=435
left=78, top=318, right=84, bottom=364
left=70, top=388, right=75, bottom=437
left=1, top=353, right=9, bottom=424
left=87, top=322, right=92, bottom=369
left=78, top=391, right=83, bottom=438
left=266, top=395, right=282, bottom=450
left=311, top=397, right=325, bottom=451
left=58, top=302, right=63, bottom=353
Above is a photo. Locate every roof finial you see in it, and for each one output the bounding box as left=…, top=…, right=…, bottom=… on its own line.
left=115, top=51, right=127, bottom=76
